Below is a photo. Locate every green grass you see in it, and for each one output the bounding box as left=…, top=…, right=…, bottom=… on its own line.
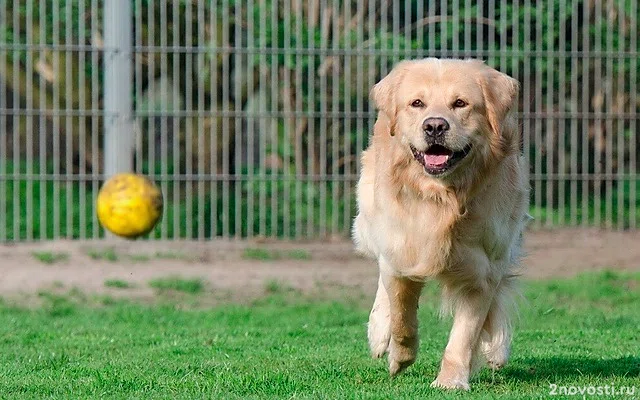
left=148, top=277, right=204, bottom=294
left=243, top=248, right=312, bottom=261
left=0, top=271, right=637, bottom=398
left=286, top=249, right=312, bottom=260
left=263, top=279, right=297, bottom=295
left=128, top=254, right=152, bottom=263
left=123, top=252, right=194, bottom=263
left=104, top=279, right=135, bottom=289
left=31, top=251, right=69, bottom=265
left=154, top=251, right=190, bottom=260
left=243, top=248, right=277, bottom=261
left=86, top=247, right=119, bottom=262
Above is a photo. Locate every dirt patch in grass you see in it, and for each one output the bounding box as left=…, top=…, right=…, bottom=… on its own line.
left=0, top=229, right=639, bottom=304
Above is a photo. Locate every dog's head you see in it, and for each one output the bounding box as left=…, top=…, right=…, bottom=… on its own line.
left=371, top=58, right=520, bottom=179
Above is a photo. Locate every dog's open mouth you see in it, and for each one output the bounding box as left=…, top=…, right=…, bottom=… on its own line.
left=410, top=143, right=473, bottom=175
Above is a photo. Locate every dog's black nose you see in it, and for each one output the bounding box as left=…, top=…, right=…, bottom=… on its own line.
left=423, top=117, right=450, bottom=138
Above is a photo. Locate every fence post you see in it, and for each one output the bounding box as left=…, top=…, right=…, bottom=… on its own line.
left=103, top=0, right=133, bottom=177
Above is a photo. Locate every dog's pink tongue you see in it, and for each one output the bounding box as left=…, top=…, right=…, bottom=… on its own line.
left=424, top=154, right=449, bottom=166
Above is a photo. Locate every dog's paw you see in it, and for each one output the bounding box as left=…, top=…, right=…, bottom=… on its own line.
left=387, top=337, right=418, bottom=376
left=389, top=357, right=415, bottom=376
left=481, top=340, right=510, bottom=371
left=367, top=308, right=391, bottom=358
left=430, top=377, right=470, bottom=391
left=369, top=332, right=390, bottom=359
left=487, top=359, right=506, bottom=371
left=432, top=357, right=471, bottom=390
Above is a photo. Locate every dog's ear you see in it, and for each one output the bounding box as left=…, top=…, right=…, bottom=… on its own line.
left=479, top=67, right=520, bottom=149
left=370, top=61, right=411, bottom=136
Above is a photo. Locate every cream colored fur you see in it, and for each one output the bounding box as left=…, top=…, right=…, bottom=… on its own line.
left=352, top=58, right=529, bottom=390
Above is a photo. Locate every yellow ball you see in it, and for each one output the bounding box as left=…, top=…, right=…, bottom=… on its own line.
left=96, top=173, right=163, bottom=239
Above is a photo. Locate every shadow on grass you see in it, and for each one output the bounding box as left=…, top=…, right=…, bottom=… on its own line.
left=507, top=356, right=640, bottom=381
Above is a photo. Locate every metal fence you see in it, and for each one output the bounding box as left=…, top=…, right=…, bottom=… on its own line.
left=0, top=1, right=638, bottom=241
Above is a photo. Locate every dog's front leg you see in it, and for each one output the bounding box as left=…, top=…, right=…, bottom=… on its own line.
left=368, top=274, right=392, bottom=358
left=432, top=286, right=494, bottom=390
left=381, top=272, right=424, bottom=376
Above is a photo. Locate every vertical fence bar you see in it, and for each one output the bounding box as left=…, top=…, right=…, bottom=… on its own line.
left=392, top=0, right=400, bottom=61
left=557, top=1, right=566, bottom=226
left=78, top=0, right=87, bottom=239
left=488, top=0, right=497, bottom=67
left=354, top=0, right=364, bottom=235
left=341, top=0, right=352, bottom=236
left=544, top=2, right=554, bottom=227
left=463, top=0, right=472, bottom=59
left=522, top=0, right=532, bottom=227
left=452, top=0, right=459, bottom=58
left=11, top=0, right=21, bottom=240
left=533, top=2, right=543, bottom=227
left=222, top=0, right=231, bottom=238
left=615, top=2, right=623, bottom=230
left=196, top=1, right=205, bottom=240
left=427, top=0, right=434, bottom=57
left=233, top=0, right=242, bottom=238
left=134, top=0, right=142, bottom=176
left=103, top=0, right=133, bottom=177
left=210, top=2, right=220, bottom=238
left=147, top=0, right=159, bottom=238
left=283, top=0, right=292, bottom=238
left=416, top=0, right=424, bottom=58
left=497, top=0, right=505, bottom=77
left=64, top=0, right=73, bottom=237
left=366, top=0, right=375, bottom=153
left=318, top=0, right=328, bottom=238
left=402, top=0, right=410, bottom=83
left=185, top=0, right=193, bottom=239
left=171, top=0, right=180, bottom=239
left=52, top=0, right=61, bottom=238
left=294, top=0, right=303, bottom=239
left=245, top=0, right=255, bottom=239
left=614, top=0, right=624, bottom=230
left=475, top=1, right=483, bottom=60
left=330, top=0, right=339, bottom=237
left=342, top=0, right=350, bottom=234
left=366, top=0, right=375, bottom=166
left=630, top=0, right=638, bottom=229
left=24, top=0, right=33, bottom=240
left=511, top=0, right=521, bottom=169
left=604, top=1, right=614, bottom=229
left=270, top=0, right=279, bottom=237
left=258, top=0, right=267, bottom=237
left=158, top=2, right=169, bottom=239
left=580, top=2, right=589, bottom=226
left=0, top=0, right=6, bottom=241
left=90, top=0, right=100, bottom=239
left=569, top=0, right=579, bottom=226
left=593, top=0, right=603, bottom=227
left=305, top=0, right=313, bottom=238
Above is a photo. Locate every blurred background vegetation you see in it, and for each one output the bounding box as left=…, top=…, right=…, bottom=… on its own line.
left=1, top=0, right=638, bottom=240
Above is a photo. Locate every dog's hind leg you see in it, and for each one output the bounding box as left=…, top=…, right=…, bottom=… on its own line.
left=432, top=282, right=494, bottom=390
left=478, top=275, right=518, bottom=371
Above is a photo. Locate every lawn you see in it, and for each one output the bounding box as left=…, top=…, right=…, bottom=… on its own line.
left=0, top=271, right=638, bottom=399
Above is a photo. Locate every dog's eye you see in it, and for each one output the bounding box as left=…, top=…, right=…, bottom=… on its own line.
left=453, top=99, right=468, bottom=108
left=411, top=99, right=424, bottom=108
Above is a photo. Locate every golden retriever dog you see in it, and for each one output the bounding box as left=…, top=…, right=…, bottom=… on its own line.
left=352, top=58, right=529, bottom=390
